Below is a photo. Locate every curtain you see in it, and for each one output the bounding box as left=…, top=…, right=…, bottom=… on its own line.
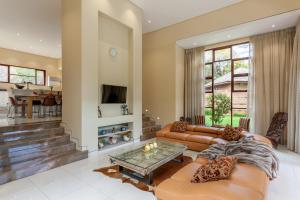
left=184, top=47, right=205, bottom=122
left=249, top=28, right=295, bottom=141
left=288, top=19, right=300, bottom=153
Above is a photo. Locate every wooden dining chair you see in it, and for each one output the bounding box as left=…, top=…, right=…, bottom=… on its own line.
left=194, top=115, right=206, bottom=126
left=239, top=118, right=250, bottom=132
left=42, top=94, right=57, bottom=117
left=7, top=97, right=27, bottom=118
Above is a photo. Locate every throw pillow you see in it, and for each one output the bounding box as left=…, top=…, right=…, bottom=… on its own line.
left=222, top=125, right=242, bottom=141
left=170, top=121, right=187, bottom=133
left=191, top=156, right=237, bottom=183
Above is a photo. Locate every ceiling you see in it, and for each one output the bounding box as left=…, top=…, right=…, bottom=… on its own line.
left=0, top=0, right=61, bottom=58
left=129, top=0, right=243, bottom=33
left=177, top=9, right=300, bottom=49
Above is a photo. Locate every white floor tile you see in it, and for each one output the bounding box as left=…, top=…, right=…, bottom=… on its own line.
left=1, top=145, right=300, bottom=200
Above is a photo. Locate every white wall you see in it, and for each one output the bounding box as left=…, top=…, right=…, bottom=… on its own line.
left=62, top=0, right=142, bottom=152
left=98, top=13, right=133, bottom=117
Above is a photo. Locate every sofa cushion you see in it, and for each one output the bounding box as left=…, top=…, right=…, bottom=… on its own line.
left=170, top=121, right=187, bottom=133
left=222, top=126, right=242, bottom=141
left=164, top=132, right=189, bottom=140
left=156, top=175, right=264, bottom=200
left=193, top=126, right=223, bottom=135
left=186, top=135, right=213, bottom=144
left=191, top=156, right=237, bottom=183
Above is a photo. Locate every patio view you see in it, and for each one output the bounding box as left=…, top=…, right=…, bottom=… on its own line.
left=204, top=43, right=250, bottom=127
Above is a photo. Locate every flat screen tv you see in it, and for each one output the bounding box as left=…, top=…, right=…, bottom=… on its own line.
left=101, top=84, right=127, bottom=104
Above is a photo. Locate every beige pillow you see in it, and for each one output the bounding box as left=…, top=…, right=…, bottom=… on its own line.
left=191, top=156, right=237, bottom=183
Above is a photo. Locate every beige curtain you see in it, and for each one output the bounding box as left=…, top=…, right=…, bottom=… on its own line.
left=184, top=47, right=205, bottom=121
left=249, top=28, right=295, bottom=141
left=288, top=19, right=300, bottom=153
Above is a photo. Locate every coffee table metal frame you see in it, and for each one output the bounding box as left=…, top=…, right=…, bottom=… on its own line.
left=109, top=140, right=187, bottom=185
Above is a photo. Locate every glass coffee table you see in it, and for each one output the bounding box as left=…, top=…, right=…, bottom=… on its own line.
left=109, top=140, right=187, bottom=184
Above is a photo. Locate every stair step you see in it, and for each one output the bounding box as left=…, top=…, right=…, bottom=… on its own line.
left=0, top=120, right=61, bottom=134
left=0, top=142, right=76, bottom=167
left=0, top=127, right=65, bottom=142
left=0, top=134, right=70, bottom=153
left=0, top=150, right=88, bottom=185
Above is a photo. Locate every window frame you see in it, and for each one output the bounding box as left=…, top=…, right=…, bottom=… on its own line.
left=0, top=64, right=46, bottom=86
left=204, top=42, right=250, bottom=126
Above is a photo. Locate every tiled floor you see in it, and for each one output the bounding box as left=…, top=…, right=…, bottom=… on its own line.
left=0, top=144, right=300, bottom=200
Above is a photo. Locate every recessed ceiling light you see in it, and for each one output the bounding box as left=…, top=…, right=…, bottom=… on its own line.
left=272, top=24, right=276, bottom=28
left=39, top=39, right=43, bottom=42
left=16, top=33, right=20, bottom=36
left=147, top=20, right=152, bottom=24
left=227, top=34, right=232, bottom=38
left=29, top=46, right=33, bottom=49
left=193, top=42, right=198, bottom=46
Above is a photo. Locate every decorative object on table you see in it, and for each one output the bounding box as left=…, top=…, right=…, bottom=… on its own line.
left=98, top=106, right=102, bottom=118
left=144, top=142, right=158, bottom=152
left=121, top=104, right=129, bottom=115
left=49, top=86, right=53, bottom=92
left=144, top=144, right=151, bottom=152
left=15, top=84, right=25, bottom=89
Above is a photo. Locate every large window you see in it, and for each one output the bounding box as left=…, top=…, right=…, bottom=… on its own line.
left=0, top=65, right=45, bottom=85
left=204, top=43, right=250, bottom=127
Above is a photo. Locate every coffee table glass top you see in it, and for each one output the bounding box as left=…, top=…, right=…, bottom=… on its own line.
left=109, top=140, right=187, bottom=173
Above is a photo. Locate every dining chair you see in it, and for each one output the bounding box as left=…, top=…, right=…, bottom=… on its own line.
left=42, top=94, right=57, bottom=117
left=194, top=115, right=206, bottom=126
left=7, top=97, right=27, bottom=118
left=239, top=118, right=250, bottom=131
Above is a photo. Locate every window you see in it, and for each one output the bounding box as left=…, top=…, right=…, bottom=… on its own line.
left=0, top=64, right=45, bottom=85
left=204, top=43, right=250, bottom=127
left=0, top=65, right=8, bottom=82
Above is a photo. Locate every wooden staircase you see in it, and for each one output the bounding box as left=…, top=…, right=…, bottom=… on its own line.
left=140, top=115, right=161, bottom=141
left=0, top=120, right=88, bottom=185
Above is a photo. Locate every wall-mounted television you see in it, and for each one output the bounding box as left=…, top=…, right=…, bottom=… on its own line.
left=101, top=84, right=127, bottom=104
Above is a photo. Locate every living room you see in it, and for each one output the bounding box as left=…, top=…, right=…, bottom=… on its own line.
left=1, top=0, right=300, bottom=200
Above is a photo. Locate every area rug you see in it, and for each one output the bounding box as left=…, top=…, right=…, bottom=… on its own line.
left=94, top=156, right=193, bottom=192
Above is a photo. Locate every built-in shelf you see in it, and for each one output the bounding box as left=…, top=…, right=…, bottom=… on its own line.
left=98, top=130, right=132, bottom=138
left=99, top=140, right=133, bottom=151
left=98, top=115, right=134, bottom=127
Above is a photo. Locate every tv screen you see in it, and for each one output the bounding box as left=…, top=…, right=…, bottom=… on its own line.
left=101, top=85, right=127, bottom=104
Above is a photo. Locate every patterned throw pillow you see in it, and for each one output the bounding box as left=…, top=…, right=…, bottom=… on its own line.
left=191, top=156, right=237, bottom=183
left=170, top=121, right=187, bottom=133
left=222, top=125, right=242, bottom=141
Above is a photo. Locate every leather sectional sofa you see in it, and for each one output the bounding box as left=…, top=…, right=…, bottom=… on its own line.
left=155, top=124, right=272, bottom=200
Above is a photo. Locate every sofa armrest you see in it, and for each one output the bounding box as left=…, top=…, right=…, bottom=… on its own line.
left=156, top=123, right=172, bottom=137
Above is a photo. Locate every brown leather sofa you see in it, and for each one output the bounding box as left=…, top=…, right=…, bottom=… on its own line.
left=155, top=124, right=272, bottom=200
left=156, top=124, right=271, bottom=151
